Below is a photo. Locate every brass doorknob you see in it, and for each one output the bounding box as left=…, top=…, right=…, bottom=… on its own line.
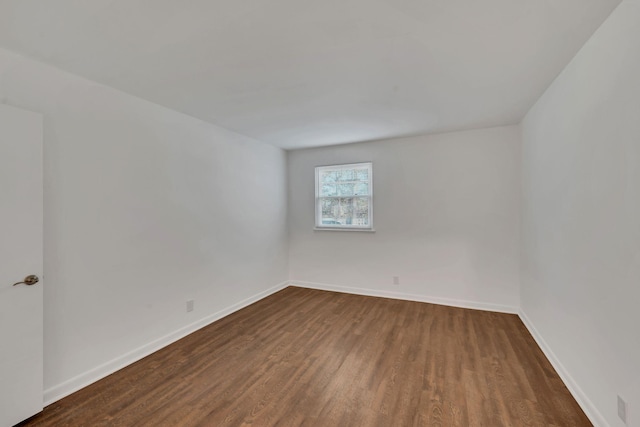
left=13, top=275, right=39, bottom=286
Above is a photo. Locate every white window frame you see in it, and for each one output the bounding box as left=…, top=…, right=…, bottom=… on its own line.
left=314, top=162, right=374, bottom=231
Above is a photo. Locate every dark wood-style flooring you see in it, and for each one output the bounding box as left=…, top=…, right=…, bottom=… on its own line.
left=20, top=287, right=591, bottom=426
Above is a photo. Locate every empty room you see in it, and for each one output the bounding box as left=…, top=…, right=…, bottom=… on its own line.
left=0, top=0, right=638, bottom=426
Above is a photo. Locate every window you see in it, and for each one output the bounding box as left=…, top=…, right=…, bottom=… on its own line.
left=315, top=162, right=373, bottom=230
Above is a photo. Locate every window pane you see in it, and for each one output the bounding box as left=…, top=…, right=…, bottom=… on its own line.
left=337, top=183, right=355, bottom=196
left=354, top=197, right=370, bottom=224
left=354, top=182, right=369, bottom=196
left=320, top=171, right=337, bottom=184
left=356, top=168, right=369, bottom=181
left=337, top=169, right=355, bottom=181
left=320, top=184, right=337, bottom=197
left=319, top=197, right=369, bottom=226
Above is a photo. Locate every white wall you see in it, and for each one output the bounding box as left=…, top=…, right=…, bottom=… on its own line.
left=288, top=126, right=521, bottom=311
left=520, top=1, right=640, bottom=425
left=0, top=47, right=289, bottom=402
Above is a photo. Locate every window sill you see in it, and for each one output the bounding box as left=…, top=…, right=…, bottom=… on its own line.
left=313, top=227, right=376, bottom=233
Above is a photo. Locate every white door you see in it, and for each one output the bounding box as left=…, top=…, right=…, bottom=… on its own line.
left=0, top=104, right=43, bottom=427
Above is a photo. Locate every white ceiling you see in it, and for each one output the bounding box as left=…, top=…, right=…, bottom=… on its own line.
left=0, top=0, right=621, bottom=149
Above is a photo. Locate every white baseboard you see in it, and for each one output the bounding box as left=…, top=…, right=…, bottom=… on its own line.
left=43, top=280, right=604, bottom=427
left=292, top=281, right=605, bottom=425
left=518, top=309, right=609, bottom=427
left=291, top=280, right=518, bottom=314
left=43, top=281, right=289, bottom=406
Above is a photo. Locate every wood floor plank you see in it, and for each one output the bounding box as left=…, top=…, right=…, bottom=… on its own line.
left=19, top=287, right=591, bottom=426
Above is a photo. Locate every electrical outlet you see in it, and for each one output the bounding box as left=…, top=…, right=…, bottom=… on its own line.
left=618, top=395, right=627, bottom=424
left=186, top=300, right=194, bottom=313
left=393, top=276, right=400, bottom=285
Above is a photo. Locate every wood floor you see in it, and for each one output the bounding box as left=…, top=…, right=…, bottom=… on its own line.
left=20, top=287, right=591, bottom=426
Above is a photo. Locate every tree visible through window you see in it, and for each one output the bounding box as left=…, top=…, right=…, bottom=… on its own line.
left=315, top=162, right=373, bottom=229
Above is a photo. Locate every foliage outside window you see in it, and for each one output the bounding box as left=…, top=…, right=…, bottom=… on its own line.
left=315, top=162, right=373, bottom=230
